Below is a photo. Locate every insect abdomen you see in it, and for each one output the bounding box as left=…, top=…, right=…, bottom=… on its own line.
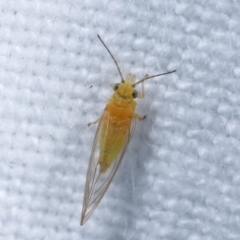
left=98, top=113, right=131, bottom=173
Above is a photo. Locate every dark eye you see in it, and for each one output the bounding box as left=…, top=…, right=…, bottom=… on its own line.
left=132, top=90, right=138, bottom=98
left=113, top=83, right=119, bottom=91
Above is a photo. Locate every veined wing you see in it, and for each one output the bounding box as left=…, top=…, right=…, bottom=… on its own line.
left=81, top=110, right=136, bottom=225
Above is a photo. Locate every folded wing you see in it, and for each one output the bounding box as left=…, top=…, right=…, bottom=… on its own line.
left=81, top=110, right=136, bottom=225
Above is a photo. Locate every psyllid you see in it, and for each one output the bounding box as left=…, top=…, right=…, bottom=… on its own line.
left=81, top=35, right=176, bottom=225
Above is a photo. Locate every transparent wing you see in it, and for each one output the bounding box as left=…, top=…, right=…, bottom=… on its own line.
left=81, top=110, right=136, bottom=225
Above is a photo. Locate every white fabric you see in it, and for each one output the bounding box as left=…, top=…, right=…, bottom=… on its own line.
left=0, top=0, right=239, bottom=239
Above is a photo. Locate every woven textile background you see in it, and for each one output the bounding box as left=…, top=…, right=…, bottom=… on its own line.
left=0, top=0, right=240, bottom=239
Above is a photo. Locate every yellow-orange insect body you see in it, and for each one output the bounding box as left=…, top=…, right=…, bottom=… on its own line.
left=99, top=75, right=138, bottom=173
left=80, top=35, right=176, bottom=225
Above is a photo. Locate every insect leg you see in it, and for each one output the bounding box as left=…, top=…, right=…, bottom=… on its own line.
left=88, top=118, right=101, bottom=127
left=133, top=113, right=146, bottom=120
left=137, top=74, right=148, bottom=99
left=134, top=74, right=148, bottom=119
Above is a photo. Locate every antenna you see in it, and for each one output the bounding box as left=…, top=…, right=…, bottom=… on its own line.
left=97, top=35, right=124, bottom=82
left=133, top=70, right=176, bottom=87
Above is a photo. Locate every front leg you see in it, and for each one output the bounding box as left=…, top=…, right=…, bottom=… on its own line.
left=137, top=74, right=148, bottom=99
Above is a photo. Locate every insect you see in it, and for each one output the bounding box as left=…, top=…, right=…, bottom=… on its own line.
left=81, top=35, right=176, bottom=225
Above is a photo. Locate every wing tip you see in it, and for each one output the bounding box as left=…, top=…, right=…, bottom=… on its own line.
left=80, top=214, right=86, bottom=226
